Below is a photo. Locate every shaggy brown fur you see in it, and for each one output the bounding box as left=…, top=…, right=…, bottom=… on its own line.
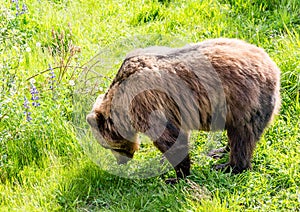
left=87, top=38, right=280, bottom=183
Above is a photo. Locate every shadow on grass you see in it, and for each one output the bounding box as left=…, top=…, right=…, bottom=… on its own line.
left=55, top=159, right=189, bottom=211
left=55, top=155, right=255, bottom=211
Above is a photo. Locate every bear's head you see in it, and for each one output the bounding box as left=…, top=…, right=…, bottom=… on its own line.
left=86, top=94, right=139, bottom=164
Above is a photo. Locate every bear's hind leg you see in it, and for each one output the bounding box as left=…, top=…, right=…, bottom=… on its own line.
left=216, top=125, right=257, bottom=174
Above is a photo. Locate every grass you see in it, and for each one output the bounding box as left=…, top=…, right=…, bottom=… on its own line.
left=0, top=0, right=299, bottom=211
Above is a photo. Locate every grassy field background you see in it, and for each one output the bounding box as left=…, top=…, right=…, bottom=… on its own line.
left=0, top=0, right=299, bottom=211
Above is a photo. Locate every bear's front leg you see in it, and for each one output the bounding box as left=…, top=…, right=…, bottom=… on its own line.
left=152, top=122, right=190, bottom=184
left=167, top=154, right=190, bottom=184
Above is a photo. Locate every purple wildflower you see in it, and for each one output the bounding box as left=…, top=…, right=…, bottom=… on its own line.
left=49, top=64, right=55, bottom=79
left=23, top=96, right=30, bottom=109
left=49, top=64, right=56, bottom=90
left=26, top=112, right=32, bottom=122
left=22, top=3, right=27, bottom=11
left=30, top=82, right=40, bottom=107
left=15, top=1, right=20, bottom=16
left=13, top=0, right=28, bottom=16
left=23, top=97, right=32, bottom=122
left=20, top=3, right=28, bottom=15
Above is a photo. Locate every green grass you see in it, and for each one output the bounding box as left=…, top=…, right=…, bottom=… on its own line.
left=0, top=0, right=299, bottom=211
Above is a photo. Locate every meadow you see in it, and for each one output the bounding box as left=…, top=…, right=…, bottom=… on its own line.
left=0, top=0, right=299, bottom=211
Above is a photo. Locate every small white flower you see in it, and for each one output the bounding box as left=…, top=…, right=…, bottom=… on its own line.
left=69, top=80, right=75, bottom=86
left=29, top=78, right=36, bottom=84
left=36, top=42, right=41, bottom=48
left=25, top=47, right=31, bottom=52
left=99, top=87, right=104, bottom=92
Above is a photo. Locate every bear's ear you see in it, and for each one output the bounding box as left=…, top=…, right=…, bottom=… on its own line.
left=92, top=94, right=105, bottom=111
left=86, top=113, right=98, bottom=128
left=93, top=94, right=111, bottom=119
left=86, top=111, right=107, bottom=128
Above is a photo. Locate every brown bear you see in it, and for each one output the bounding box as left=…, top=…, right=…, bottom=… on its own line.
left=86, top=38, right=281, bottom=183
